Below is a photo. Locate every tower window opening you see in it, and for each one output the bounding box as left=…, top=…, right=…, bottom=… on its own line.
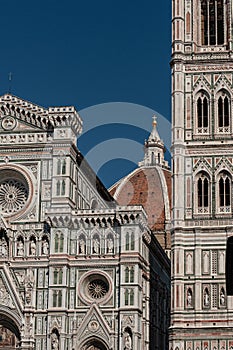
left=197, top=94, right=209, bottom=133
left=217, top=94, right=230, bottom=133
left=201, top=0, right=224, bottom=46
left=197, top=173, right=210, bottom=213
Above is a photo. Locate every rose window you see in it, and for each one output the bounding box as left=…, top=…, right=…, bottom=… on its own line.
left=79, top=272, right=111, bottom=304
left=0, top=170, right=29, bottom=215
left=87, top=279, right=109, bottom=299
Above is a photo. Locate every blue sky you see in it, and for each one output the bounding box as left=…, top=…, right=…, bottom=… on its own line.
left=1, top=0, right=171, bottom=187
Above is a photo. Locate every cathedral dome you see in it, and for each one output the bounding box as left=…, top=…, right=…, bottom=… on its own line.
left=109, top=116, right=171, bottom=251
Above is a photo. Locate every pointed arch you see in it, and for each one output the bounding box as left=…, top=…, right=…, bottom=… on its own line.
left=216, top=170, right=231, bottom=213
left=195, top=171, right=211, bottom=214
left=195, top=90, right=209, bottom=134
left=215, top=89, right=231, bottom=134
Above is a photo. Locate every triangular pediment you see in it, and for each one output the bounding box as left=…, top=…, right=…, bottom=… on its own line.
left=0, top=94, right=50, bottom=132
left=77, top=304, right=111, bottom=344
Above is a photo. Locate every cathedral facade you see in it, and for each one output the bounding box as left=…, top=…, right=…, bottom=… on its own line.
left=0, top=94, right=170, bottom=350
left=171, top=0, right=233, bottom=349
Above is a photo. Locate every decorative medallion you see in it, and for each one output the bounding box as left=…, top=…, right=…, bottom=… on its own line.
left=88, top=320, right=100, bottom=332
left=0, top=169, right=30, bottom=216
left=1, top=116, right=17, bottom=131
left=78, top=271, right=112, bottom=305
left=87, top=279, right=109, bottom=299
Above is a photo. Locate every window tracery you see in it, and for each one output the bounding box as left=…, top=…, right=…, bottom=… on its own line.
left=196, top=172, right=210, bottom=214
left=196, top=91, right=209, bottom=134
left=201, top=0, right=224, bottom=46
left=216, top=171, right=231, bottom=213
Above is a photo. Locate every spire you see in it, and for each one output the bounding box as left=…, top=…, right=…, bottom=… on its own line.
left=148, top=115, right=160, bottom=142
left=138, top=115, right=169, bottom=168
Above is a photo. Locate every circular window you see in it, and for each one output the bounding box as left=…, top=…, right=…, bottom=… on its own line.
left=0, top=169, right=29, bottom=216
left=87, top=279, right=109, bottom=299
left=78, top=271, right=112, bottom=304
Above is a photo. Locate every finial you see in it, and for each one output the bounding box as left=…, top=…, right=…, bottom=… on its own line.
left=152, top=115, right=157, bottom=127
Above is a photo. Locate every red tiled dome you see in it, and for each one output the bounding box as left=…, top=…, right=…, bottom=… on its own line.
left=109, top=166, right=171, bottom=249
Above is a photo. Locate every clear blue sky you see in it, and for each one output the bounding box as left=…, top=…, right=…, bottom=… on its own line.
left=1, top=0, right=171, bottom=187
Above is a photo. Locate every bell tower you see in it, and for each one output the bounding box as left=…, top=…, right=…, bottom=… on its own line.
left=171, top=0, right=233, bottom=349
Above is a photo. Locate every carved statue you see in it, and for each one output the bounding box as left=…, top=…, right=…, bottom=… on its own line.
left=30, top=240, right=36, bottom=255
left=93, top=238, right=100, bottom=254
left=124, top=332, right=132, bottom=350
left=107, top=237, right=114, bottom=253
left=51, top=332, right=59, bottom=350
left=42, top=240, right=49, bottom=255
left=17, top=240, right=24, bottom=256
left=220, top=290, right=225, bottom=305
left=204, top=289, right=209, bottom=306
left=187, top=290, right=192, bottom=306
left=79, top=238, right=86, bottom=254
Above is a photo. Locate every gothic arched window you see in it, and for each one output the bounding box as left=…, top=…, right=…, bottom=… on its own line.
left=201, top=0, right=224, bottom=46
left=61, top=180, right=66, bottom=196
left=217, top=91, right=230, bottom=133
left=130, top=267, right=134, bottom=283
left=125, top=267, right=129, bottom=283
left=62, top=159, right=66, bottom=175
left=197, top=172, right=210, bottom=213
left=218, top=172, right=231, bottom=213
left=54, top=233, right=64, bottom=253
left=197, top=92, right=209, bottom=133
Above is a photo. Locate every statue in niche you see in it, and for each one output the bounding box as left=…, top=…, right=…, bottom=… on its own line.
left=42, top=239, right=49, bottom=255
left=107, top=237, right=114, bottom=253
left=93, top=238, right=100, bottom=254
left=79, top=238, right=86, bottom=254
left=204, top=289, right=210, bottom=306
left=187, top=290, right=192, bottom=306
left=124, top=332, right=132, bottom=350
left=17, top=240, right=24, bottom=256
left=220, top=290, right=225, bottom=306
left=51, top=332, right=59, bottom=350
left=30, top=240, right=36, bottom=255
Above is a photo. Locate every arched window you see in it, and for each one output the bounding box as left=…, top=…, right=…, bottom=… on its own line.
left=125, top=232, right=135, bottom=251
left=62, top=159, right=66, bottom=174
left=61, top=180, right=66, bottom=196
left=53, top=269, right=63, bottom=284
left=125, top=267, right=129, bottom=283
left=197, top=173, right=210, bottom=213
left=57, top=159, right=61, bottom=175
left=218, top=172, right=231, bottom=212
left=54, top=269, right=58, bottom=284
left=201, top=0, right=224, bottom=46
left=130, top=289, right=134, bottom=305
left=125, top=289, right=134, bottom=305
left=54, top=233, right=64, bottom=253
left=217, top=92, right=230, bottom=133
left=130, top=267, right=134, bottom=283
left=58, top=291, right=62, bottom=306
left=52, top=291, right=57, bottom=307
left=56, top=181, right=61, bottom=196
left=59, top=269, right=63, bottom=284
left=197, top=93, right=209, bottom=133
left=125, top=289, right=129, bottom=305
left=131, top=233, right=135, bottom=250
left=126, top=232, right=130, bottom=251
